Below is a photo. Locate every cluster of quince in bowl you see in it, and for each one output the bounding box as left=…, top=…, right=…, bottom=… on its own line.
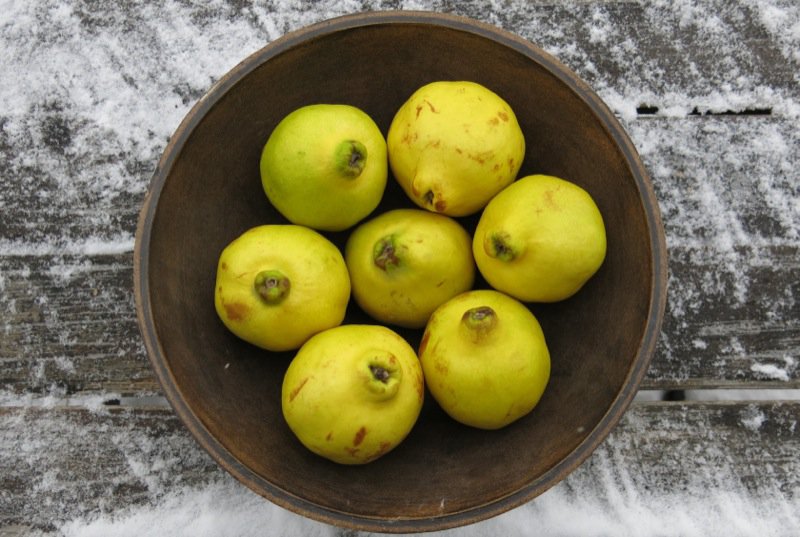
left=213, top=81, right=607, bottom=465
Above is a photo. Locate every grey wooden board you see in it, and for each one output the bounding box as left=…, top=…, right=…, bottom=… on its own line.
left=632, top=117, right=800, bottom=389
left=2, top=0, right=797, bottom=397
left=1, top=401, right=798, bottom=532
left=2, top=116, right=797, bottom=395
left=1, top=0, right=797, bottom=247
left=1, top=0, right=799, bottom=534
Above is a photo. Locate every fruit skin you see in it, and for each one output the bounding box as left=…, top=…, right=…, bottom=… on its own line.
left=419, top=289, right=550, bottom=430
left=260, top=104, right=388, bottom=232
left=344, top=208, right=475, bottom=329
left=214, top=225, right=350, bottom=352
left=473, top=174, right=607, bottom=303
left=282, top=324, right=425, bottom=465
left=387, top=80, right=525, bottom=217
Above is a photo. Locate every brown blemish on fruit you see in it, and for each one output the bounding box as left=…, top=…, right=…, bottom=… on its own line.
left=493, top=163, right=501, bottom=172
left=488, top=116, right=500, bottom=126
left=416, top=100, right=438, bottom=118
left=544, top=188, right=561, bottom=210
left=375, top=441, right=392, bottom=457
left=353, top=426, right=367, bottom=446
left=426, top=139, right=441, bottom=149
left=435, top=358, right=448, bottom=375
left=436, top=280, right=445, bottom=287
left=498, top=111, right=509, bottom=122
left=416, top=372, right=425, bottom=401
left=434, top=199, right=447, bottom=212
left=288, top=377, right=309, bottom=402
left=345, top=446, right=360, bottom=457
left=364, top=441, right=393, bottom=463
left=455, top=147, right=463, bottom=154
left=508, top=157, right=515, bottom=170
left=326, top=431, right=333, bottom=441
left=418, top=330, right=431, bottom=355
left=220, top=262, right=228, bottom=270
left=223, top=302, right=249, bottom=321
left=469, top=152, right=492, bottom=165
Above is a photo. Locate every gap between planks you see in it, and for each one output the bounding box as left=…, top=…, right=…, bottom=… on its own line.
left=3, top=390, right=800, bottom=412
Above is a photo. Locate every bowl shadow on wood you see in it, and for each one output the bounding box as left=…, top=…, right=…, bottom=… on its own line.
left=134, top=11, right=667, bottom=533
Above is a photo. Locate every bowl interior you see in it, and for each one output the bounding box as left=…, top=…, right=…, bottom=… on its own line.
left=137, top=12, right=665, bottom=532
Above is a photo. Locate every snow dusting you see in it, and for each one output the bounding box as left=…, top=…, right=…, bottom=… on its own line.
left=59, top=478, right=337, bottom=537
left=54, top=437, right=800, bottom=537
left=751, top=362, right=792, bottom=382
left=740, top=404, right=768, bottom=431
left=1, top=0, right=799, bottom=535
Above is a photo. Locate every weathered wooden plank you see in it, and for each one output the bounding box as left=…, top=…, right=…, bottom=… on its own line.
left=0, top=0, right=798, bottom=396
left=0, top=239, right=796, bottom=396
left=0, top=0, right=797, bottom=249
left=0, top=406, right=219, bottom=533
left=0, top=254, right=157, bottom=396
left=1, top=401, right=798, bottom=533
left=486, top=0, right=799, bottom=115
left=633, top=117, right=800, bottom=389
left=1, top=2, right=798, bottom=536
left=4, top=112, right=798, bottom=395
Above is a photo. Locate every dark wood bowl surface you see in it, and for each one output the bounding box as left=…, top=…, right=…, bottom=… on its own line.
left=134, top=11, right=668, bottom=533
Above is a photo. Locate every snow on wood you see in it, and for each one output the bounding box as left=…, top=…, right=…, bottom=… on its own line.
left=0, top=402, right=797, bottom=535
left=1, top=0, right=799, bottom=534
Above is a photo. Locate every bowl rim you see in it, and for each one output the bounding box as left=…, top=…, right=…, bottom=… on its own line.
left=133, top=9, right=668, bottom=533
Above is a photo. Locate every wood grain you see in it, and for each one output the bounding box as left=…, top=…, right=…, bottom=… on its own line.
left=637, top=116, right=799, bottom=389
left=495, top=0, right=800, bottom=106
left=2, top=116, right=796, bottom=396
left=1, top=0, right=798, bottom=534
left=0, top=254, right=153, bottom=396
left=1, top=401, right=797, bottom=532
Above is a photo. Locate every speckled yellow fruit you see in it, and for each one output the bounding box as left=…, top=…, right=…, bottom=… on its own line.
left=214, top=225, right=350, bottom=352
left=260, top=104, right=387, bottom=232
left=344, top=208, right=475, bottom=329
left=473, top=174, right=607, bottom=302
left=419, top=289, right=550, bottom=430
left=282, top=324, right=425, bottom=465
left=387, top=81, right=525, bottom=217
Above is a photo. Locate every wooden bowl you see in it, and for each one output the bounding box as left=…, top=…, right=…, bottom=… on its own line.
left=134, top=11, right=667, bottom=533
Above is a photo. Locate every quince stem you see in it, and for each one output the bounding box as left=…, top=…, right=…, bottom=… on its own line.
left=461, top=306, right=497, bottom=341
left=364, top=353, right=401, bottom=400
left=370, top=365, right=391, bottom=383
left=254, top=269, right=290, bottom=304
left=485, top=231, right=519, bottom=262
left=334, top=140, right=368, bottom=178
left=373, top=235, right=400, bottom=271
